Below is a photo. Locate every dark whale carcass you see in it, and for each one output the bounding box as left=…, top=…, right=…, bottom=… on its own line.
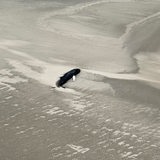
left=56, top=68, right=81, bottom=88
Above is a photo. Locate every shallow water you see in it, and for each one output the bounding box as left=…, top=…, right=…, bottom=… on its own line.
left=0, top=0, right=160, bottom=160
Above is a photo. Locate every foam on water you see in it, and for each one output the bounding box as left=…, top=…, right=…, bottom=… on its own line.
left=0, top=68, right=28, bottom=91
left=1, top=37, right=160, bottom=96
left=37, top=0, right=160, bottom=88
left=0, top=39, right=116, bottom=94
left=3, top=44, right=160, bottom=94
left=121, top=11, right=160, bottom=53
left=121, top=11, right=160, bottom=86
left=1, top=0, right=160, bottom=90
left=6, top=53, right=115, bottom=94
left=67, top=144, right=90, bottom=154
left=135, top=52, right=160, bottom=88
left=6, top=57, right=70, bottom=87
left=0, top=40, right=79, bottom=93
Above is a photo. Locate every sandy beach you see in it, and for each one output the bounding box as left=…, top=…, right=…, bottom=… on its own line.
left=0, top=0, right=160, bottom=159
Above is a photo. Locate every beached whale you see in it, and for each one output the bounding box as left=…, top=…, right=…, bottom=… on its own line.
left=56, top=68, right=81, bottom=88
